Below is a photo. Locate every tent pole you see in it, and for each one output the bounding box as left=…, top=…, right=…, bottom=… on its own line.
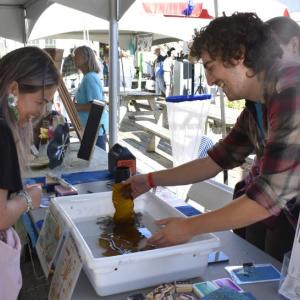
left=214, top=0, right=228, bottom=184
left=23, top=7, right=28, bottom=45
left=109, top=0, right=120, bottom=148
left=214, top=0, right=218, bottom=17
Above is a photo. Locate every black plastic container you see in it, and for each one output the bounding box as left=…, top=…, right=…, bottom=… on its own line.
left=108, top=143, right=136, bottom=177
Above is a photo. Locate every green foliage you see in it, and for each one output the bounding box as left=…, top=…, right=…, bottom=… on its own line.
left=226, top=99, right=245, bottom=110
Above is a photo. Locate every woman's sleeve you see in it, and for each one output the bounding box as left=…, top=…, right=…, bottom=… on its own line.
left=85, top=74, right=103, bottom=102
left=0, top=122, right=22, bottom=192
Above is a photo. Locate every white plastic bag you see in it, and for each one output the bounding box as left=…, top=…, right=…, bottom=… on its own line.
left=0, top=227, right=22, bottom=300
left=167, top=95, right=211, bottom=199
left=279, top=215, right=300, bottom=300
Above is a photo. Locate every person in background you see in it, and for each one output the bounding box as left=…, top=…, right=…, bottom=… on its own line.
left=119, top=49, right=136, bottom=90
left=62, top=48, right=79, bottom=89
left=267, top=16, right=300, bottom=61
left=73, top=46, right=109, bottom=151
left=0, top=46, right=59, bottom=299
left=99, top=56, right=105, bottom=88
left=153, top=47, right=166, bottom=96
left=103, top=57, right=109, bottom=87
left=93, top=50, right=105, bottom=88
left=62, top=48, right=77, bottom=77
left=124, top=13, right=300, bottom=262
left=163, top=47, right=176, bottom=97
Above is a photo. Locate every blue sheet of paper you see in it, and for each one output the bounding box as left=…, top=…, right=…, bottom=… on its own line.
left=225, top=264, right=282, bottom=284
left=175, top=205, right=202, bottom=216
left=201, top=287, right=257, bottom=300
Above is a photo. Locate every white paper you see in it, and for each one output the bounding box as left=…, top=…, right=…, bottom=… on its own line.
left=36, top=210, right=65, bottom=277
left=49, top=233, right=82, bottom=300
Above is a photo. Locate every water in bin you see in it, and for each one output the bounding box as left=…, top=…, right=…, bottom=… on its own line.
left=90, top=166, right=154, bottom=257
left=166, top=94, right=211, bottom=199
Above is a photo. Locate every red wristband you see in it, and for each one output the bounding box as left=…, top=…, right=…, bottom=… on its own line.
left=147, top=172, right=156, bottom=188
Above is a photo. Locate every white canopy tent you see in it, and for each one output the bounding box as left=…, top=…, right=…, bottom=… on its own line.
left=2, top=0, right=297, bottom=48
left=0, top=0, right=136, bottom=147
left=0, top=0, right=51, bottom=43
left=29, top=4, right=184, bottom=47
left=40, top=30, right=181, bottom=47
left=0, top=0, right=299, bottom=149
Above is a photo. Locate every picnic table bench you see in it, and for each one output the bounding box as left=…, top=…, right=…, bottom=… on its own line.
left=135, top=120, right=170, bottom=151
left=206, top=104, right=241, bottom=132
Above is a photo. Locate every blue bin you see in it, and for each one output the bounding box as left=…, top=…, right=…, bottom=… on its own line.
left=166, top=94, right=211, bottom=103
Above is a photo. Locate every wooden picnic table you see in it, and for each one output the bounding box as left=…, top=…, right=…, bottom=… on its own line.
left=116, top=90, right=170, bottom=156
left=207, top=104, right=241, bottom=128
left=103, top=87, right=163, bottom=123
left=119, top=90, right=162, bottom=122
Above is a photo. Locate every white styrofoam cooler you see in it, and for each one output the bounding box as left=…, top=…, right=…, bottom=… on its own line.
left=51, top=191, right=220, bottom=296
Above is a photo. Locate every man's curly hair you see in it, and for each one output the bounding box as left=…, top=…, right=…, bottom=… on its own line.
left=190, top=12, right=283, bottom=75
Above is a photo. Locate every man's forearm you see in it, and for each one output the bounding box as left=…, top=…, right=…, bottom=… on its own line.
left=187, top=196, right=271, bottom=236
left=152, top=156, right=222, bottom=187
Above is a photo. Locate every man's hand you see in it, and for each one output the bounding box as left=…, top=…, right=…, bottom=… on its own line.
left=122, top=174, right=150, bottom=199
left=148, top=217, right=194, bottom=247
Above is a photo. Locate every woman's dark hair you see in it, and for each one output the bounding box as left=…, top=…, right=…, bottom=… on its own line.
left=267, top=16, right=300, bottom=49
left=190, top=12, right=283, bottom=75
left=167, top=47, right=176, bottom=57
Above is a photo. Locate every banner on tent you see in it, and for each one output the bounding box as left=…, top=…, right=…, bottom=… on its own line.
left=136, top=34, right=153, bottom=52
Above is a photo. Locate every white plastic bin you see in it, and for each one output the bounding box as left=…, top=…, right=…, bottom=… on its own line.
left=51, top=191, right=220, bottom=296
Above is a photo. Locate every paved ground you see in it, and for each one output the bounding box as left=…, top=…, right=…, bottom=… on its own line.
left=19, top=243, right=49, bottom=300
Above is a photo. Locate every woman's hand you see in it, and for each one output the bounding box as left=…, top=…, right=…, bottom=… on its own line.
left=122, top=174, right=151, bottom=199
left=25, top=185, right=42, bottom=209
left=148, top=217, right=194, bottom=247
